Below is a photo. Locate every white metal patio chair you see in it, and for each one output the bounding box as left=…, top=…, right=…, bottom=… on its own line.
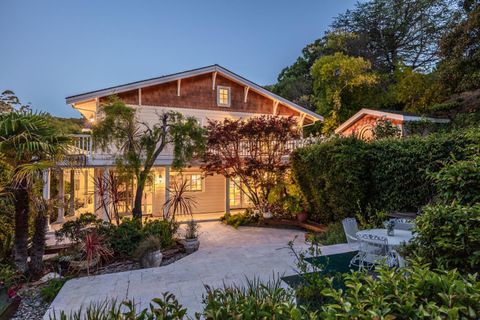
left=342, top=218, right=359, bottom=244
left=356, top=234, right=397, bottom=270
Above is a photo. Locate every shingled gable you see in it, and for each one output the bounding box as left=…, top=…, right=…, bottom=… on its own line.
left=66, top=64, right=323, bottom=123
left=335, top=108, right=450, bottom=135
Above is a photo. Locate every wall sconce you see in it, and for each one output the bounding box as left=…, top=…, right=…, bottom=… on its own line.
left=88, top=115, right=95, bottom=123
left=155, top=174, right=163, bottom=185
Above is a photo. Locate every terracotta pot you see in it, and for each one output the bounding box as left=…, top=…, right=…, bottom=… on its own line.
left=183, top=238, right=200, bottom=254
left=297, top=212, right=308, bottom=223
left=141, top=250, right=163, bottom=268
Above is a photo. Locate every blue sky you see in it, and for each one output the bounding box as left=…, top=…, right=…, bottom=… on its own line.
left=0, top=0, right=357, bottom=117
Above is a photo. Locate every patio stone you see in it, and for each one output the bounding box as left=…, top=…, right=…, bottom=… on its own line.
left=44, top=221, right=356, bottom=319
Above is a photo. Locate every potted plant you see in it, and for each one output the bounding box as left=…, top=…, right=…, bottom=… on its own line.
left=284, top=196, right=307, bottom=223
left=183, top=219, right=199, bottom=254
left=134, top=235, right=163, bottom=268
left=257, top=202, right=273, bottom=219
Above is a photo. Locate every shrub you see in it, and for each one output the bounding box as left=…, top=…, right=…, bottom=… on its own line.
left=55, top=213, right=106, bottom=243
left=143, top=219, right=178, bottom=248
left=220, top=210, right=258, bottom=228
left=366, top=133, right=468, bottom=213
left=201, top=278, right=316, bottom=320
left=40, top=277, right=68, bottom=303
left=309, top=222, right=346, bottom=245
left=287, top=241, right=480, bottom=319
left=133, top=235, right=162, bottom=261
left=292, top=128, right=480, bottom=223
left=430, top=156, right=480, bottom=205
left=405, top=204, right=480, bottom=273
left=319, top=263, right=480, bottom=319
left=107, top=218, right=143, bottom=257
left=49, top=293, right=187, bottom=320
left=292, top=137, right=369, bottom=223
left=0, top=200, right=14, bottom=263
left=79, top=232, right=113, bottom=274
left=0, top=264, right=24, bottom=289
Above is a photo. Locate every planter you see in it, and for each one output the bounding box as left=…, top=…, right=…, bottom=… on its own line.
left=297, top=212, right=308, bottom=223
left=262, top=211, right=273, bottom=219
left=140, top=250, right=163, bottom=268
left=183, top=238, right=200, bottom=254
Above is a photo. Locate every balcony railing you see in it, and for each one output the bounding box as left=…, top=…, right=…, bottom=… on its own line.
left=67, top=134, right=311, bottom=159
left=67, top=134, right=93, bottom=156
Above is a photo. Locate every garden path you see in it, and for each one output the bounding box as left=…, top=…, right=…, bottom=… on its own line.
left=44, top=221, right=355, bottom=319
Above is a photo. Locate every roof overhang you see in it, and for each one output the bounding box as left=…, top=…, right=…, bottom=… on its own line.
left=66, top=65, right=323, bottom=122
left=335, top=108, right=450, bottom=134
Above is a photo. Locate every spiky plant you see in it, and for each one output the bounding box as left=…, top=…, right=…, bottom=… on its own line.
left=163, top=179, right=198, bottom=221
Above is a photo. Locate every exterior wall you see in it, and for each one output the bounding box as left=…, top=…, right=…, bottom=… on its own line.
left=340, top=115, right=403, bottom=140
left=99, top=73, right=299, bottom=117
left=68, top=166, right=226, bottom=218
left=171, top=168, right=226, bottom=214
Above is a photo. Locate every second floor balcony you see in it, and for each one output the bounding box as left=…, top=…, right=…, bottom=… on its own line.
left=67, top=133, right=314, bottom=166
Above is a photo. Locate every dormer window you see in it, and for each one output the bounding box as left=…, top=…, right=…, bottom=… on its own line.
left=217, top=86, right=231, bottom=107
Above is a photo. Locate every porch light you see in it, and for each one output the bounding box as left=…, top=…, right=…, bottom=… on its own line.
left=88, top=115, right=95, bottom=123
left=155, top=174, right=163, bottom=185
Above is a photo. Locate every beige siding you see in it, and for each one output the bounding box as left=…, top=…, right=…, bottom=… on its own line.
left=170, top=167, right=226, bottom=214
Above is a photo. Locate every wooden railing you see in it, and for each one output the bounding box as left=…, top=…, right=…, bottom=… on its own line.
left=67, top=134, right=93, bottom=156
left=67, top=135, right=310, bottom=158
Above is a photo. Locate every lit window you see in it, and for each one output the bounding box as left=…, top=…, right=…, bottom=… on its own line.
left=217, top=86, right=231, bottom=107
left=170, top=173, right=203, bottom=192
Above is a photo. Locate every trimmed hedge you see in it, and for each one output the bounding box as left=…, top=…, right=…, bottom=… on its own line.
left=291, top=137, right=369, bottom=223
left=292, top=129, right=480, bottom=223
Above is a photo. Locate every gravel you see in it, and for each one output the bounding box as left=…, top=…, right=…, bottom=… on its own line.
left=11, top=287, right=49, bottom=320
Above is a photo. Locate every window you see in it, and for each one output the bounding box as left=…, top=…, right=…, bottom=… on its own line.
left=170, top=173, right=203, bottom=192
left=217, top=86, right=231, bottom=107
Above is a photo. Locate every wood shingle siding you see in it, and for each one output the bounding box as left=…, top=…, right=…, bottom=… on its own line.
left=99, top=74, right=300, bottom=116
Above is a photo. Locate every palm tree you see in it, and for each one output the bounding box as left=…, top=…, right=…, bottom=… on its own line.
left=0, top=110, right=68, bottom=272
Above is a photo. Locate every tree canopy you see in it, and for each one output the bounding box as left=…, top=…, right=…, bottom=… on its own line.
left=92, top=97, right=206, bottom=219
left=269, top=0, right=480, bottom=130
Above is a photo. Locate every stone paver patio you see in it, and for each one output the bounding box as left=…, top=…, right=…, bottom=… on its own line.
left=45, top=221, right=355, bottom=319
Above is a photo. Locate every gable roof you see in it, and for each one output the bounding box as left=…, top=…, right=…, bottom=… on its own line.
left=66, top=64, right=323, bottom=121
left=335, top=108, right=450, bottom=134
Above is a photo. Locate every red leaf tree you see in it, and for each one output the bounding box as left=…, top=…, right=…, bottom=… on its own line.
left=202, top=115, right=301, bottom=210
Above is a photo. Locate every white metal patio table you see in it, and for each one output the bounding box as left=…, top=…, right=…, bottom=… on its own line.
left=356, top=228, right=414, bottom=267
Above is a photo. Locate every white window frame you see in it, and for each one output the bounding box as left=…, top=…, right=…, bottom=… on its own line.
left=170, top=173, right=204, bottom=192
left=217, top=86, right=231, bottom=107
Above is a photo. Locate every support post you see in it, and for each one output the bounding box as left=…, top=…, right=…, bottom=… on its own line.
left=56, top=169, right=65, bottom=223
left=93, top=168, right=99, bottom=218
left=225, top=177, right=230, bottom=214
left=69, top=169, right=75, bottom=216
left=42, top=169, right=51, bottom=231
left=102, top=168, right=110, bottom=222
left=163, top=166, right=170, bottom=218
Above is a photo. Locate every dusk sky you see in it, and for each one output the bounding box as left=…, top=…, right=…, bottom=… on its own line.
left=0, top=0, right=357, bottom=117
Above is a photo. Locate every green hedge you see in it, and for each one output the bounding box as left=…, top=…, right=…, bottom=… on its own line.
left=291, top=137, right=369, bottom=223
left=292, top=129, right=480, bottom=223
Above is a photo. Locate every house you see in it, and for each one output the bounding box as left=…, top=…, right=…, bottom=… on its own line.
left=335, top=108, right=450, bottom=140
left=50, top=65, right=323, bottom=222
